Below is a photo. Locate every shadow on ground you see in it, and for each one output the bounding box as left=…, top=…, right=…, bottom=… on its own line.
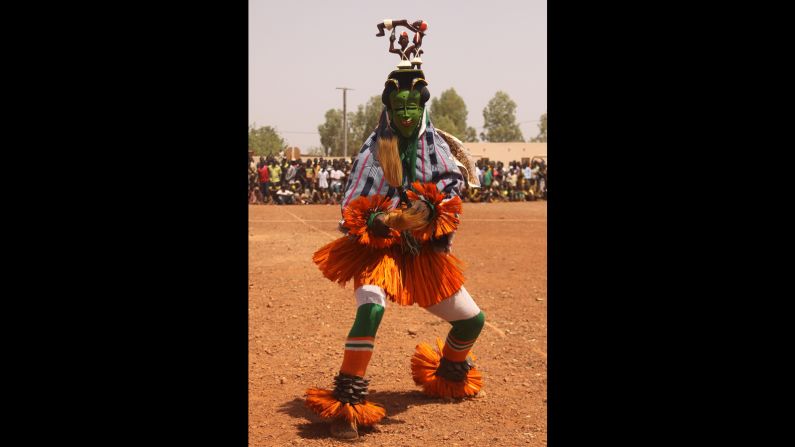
left=278, top=390, right=452, bottom=440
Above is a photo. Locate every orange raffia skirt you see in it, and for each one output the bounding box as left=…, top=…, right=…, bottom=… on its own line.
left=313, top=181, right=464, bottom=308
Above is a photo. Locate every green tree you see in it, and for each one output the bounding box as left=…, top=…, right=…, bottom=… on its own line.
left=248, top=124, right=286, bottom=156
left=530, top=112, right=547, bottom=142
left=464, top=127, right=478, bottom=142
left=429, top=88, right=478, bottom=142
left=319, top=95, right=383, bottom=156
left=350, top=95, right=383, bottom=148
left=480, top=91, right=524, bottom=142
left=317, top=109, right=347, bottom=156
left=433, top=114, right=458, bottom=136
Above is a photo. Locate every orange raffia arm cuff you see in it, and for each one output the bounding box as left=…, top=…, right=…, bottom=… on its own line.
left=342, top=194, right=400, bottom=248
left=405, top=181, right=462, bottom=242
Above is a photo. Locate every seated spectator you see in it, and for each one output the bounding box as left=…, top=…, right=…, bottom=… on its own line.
left=268, top=182, right=279, bottom=203
left=276, top=183, right=295, bottom=205
left=500, top=186, right=510, bottom=201
left=526, top=185, right=537, bottom=201
left=514, top=185, right=526, bottom=201
left=482, top=185, right=495, bottom=203
left=311, top=187, right=322, bottom=204
left=299, top=185, right=311, bottom=204
left=249, top=186, right=260, bottom=204
left=469, top=187, right=481, bottom=202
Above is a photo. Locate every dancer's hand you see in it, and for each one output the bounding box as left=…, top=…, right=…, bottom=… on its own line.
left=338, top=219, right=349, bottom=235
left=407, top=199, right=429, bottom=217
left=369, top=213, right=391, bottom=237
left=432, top=232, right=455, bottom=254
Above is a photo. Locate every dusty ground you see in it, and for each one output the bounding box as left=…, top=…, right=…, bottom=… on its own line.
left=249, top=201, right=547, bottom=446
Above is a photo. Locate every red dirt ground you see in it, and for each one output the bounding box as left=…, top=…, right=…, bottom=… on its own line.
left=249, top=201, right=547, bottom=446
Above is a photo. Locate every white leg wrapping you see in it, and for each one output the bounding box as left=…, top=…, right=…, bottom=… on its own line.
left=354, top=285, right=387, bottom=308
left=424, top=286, right=481, bottom=322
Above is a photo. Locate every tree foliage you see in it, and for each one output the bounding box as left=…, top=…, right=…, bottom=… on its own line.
left=317, top=109, right=346, bottom=156
left=319, top=95, right=384, bottom=156
left=350, top=95, right=383, bottom=149
left=248, top=124, right=286, bottom=156
left=530, top=113, right=547, bottom=142
left=430, top=88, right=478, bottom=142
left=480, top=91, right=524, bottom=142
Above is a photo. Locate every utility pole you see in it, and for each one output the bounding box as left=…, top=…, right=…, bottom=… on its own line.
left=336, top=87, right=354, bottom=158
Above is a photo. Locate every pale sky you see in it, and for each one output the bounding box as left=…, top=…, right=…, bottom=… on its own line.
left=249, top=0, right=547, bottom=151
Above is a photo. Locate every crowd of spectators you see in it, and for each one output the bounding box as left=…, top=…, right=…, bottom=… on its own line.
left=465, top=158, right=547, bottom=202
left=248, top=154, right=354, bottom=205
left=248, top=153, right=546, bottom=205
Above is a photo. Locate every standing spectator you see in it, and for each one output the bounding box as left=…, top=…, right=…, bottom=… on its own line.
left=317, top=165, right=330, bottom=202
left=508, top=168, right=518, bottom=189
left=313, top=160, right=323, bottom=187
left=522, top=163, right=533, bottom=185
left=531, top=161, right=541, bottom=195
left=483, top=165, right=493, bottom=189
left=538, top=162, right=547, bottom=200
left=480, top=166, right=493, bottom=202
left=248, top=162, right=259, bottom=198
left=268, top=160, right=282, bottom=188
left=507, top=169, right=518, bottom=201
left=286, top=160, right=298, bottom=185
left=257, top=161, right=270, bottom=204
left=330, top=163, right=345, bottom=195
left=296, top=161, right=307, bottom=188
left=494, top=162, right=504, bottom=186
left=305, top=160, right=315, bottom=188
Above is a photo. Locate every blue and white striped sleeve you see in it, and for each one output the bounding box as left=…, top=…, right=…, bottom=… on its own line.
left=430, top=130, right=465, bottom=198
left=340, top=132, right=384, bottom=216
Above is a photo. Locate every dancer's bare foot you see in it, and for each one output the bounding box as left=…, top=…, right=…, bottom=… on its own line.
left=330, top=418, right=358, bottom=440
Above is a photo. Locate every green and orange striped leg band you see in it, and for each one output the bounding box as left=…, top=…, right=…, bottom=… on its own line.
left=339, top=303, right=385, bottom=377
left=442, top=311, right=486, bottom=362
